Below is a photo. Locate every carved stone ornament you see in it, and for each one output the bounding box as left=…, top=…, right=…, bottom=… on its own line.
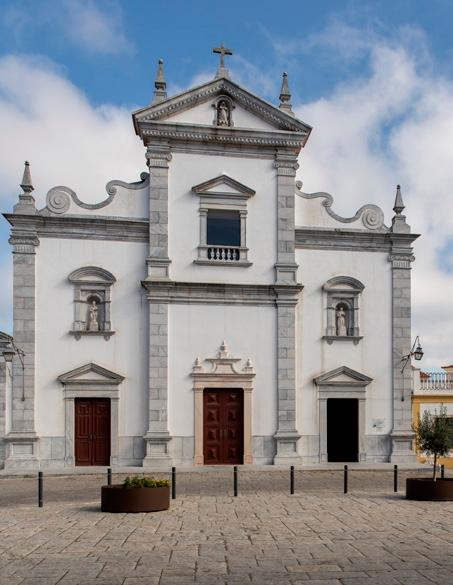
left=212, top=96, right=234, bottom=127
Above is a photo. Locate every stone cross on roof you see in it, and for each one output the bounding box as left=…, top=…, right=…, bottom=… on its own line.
left=213, top=43, right=233, bottom=79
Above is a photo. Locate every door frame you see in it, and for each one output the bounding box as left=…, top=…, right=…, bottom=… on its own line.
left=314, top=366, right=373, bottom=463
left=191, top=342, right=255, bottom=465
left=58, top=363, right=124, bottom=466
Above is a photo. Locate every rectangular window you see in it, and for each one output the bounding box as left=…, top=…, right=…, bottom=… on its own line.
left=207, top=210, right=240, bottom=247
left=447, top=417, right=453, bottom=449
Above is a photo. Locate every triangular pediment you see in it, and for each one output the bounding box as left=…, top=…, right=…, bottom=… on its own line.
left=0, top=331, right=13, bottom=343
left=133, top=77, right=311, bottom=135
left=58, top=362, right=124, bottom=384
left=314, top=366, right=373, bottom=387
left=192, top=174, right=255, bottom=199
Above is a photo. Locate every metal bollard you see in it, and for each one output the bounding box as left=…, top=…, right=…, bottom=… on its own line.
left=107, top=467, right=112, bottom=486
left=233, top=466, right=238, bottom=497
left=394, top=464, right=398, bottom=492
left=171, top=466, right=176, bottom=500
left=38, top=471, right=43, bottom=508
left=290, top=465, right=295, bottom=495
left=441, top=464, right=445, bottom=479
left=343, top=465, right=348, bottom=494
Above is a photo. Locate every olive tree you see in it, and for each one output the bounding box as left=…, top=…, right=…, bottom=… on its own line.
left=414, top=406, right=450, bottom=481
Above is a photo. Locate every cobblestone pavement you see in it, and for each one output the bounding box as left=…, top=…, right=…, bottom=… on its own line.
left=0, top=470, right=452, bottom=585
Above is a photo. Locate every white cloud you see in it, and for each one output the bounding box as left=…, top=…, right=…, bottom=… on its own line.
left=0, top=54, right=144, bottom=332
left=0, top=0, right=133, bottom=55
left=61, top=0, right=133, bottom=55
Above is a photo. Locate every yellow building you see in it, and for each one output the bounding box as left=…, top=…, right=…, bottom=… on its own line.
left=412, top=366, right=453, bottom=468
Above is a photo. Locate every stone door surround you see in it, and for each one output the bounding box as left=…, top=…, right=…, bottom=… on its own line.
left=314, top=366, right=373, bottom=463
left=57, top=362, right=124, bottom=466
left=191, top=342, right=255, bottom=465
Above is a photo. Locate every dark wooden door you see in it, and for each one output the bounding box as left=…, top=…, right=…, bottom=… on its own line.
left=75, top=398, right=110, bottom=466
left=203, top=389, right=243, bottom=465
left=327, top=398, right=358, bottom=462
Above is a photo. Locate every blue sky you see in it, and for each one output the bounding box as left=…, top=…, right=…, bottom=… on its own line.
left=1, top=0, right=453, bottom=366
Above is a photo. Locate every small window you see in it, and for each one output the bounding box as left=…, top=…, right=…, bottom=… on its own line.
left=207, top=210, right=240, bottom=247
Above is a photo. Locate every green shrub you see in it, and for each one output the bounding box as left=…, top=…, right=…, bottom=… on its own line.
left=122, top=475, right=170, bottom=489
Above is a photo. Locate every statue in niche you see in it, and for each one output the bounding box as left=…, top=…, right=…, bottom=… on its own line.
left=336, top=306, right=348, bottom=336
left=88, top=300, right=99, bottom=331
left=217, top=100, right=230, bottom=126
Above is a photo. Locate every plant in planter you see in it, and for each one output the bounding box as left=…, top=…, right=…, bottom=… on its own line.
left=101, top=475, right=171, bottom=513
left=406, top=406, right=453, bottom=501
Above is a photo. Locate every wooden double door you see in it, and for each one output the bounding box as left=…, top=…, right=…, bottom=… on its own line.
left=203, top=389, right=244, bottom=465
left=75, top=398, right=111, bottom=466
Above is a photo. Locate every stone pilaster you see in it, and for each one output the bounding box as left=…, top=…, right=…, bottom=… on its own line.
left=145, top=143, right=172, bottom=280
left=273, top=151, right=302, bottom=464
left=389, top=247, right=417, bottom=463
left=4, top=209, right=40, bottom=468
left=274, top=287, right=302, bottom=465
left=274, top=152, right=299, bottom=284
left=142, top=144, right=172, bottom=466
left=143, top=299, right=171, bottom=467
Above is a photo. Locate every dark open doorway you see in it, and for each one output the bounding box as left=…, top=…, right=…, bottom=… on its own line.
left=327, top=398, right=358, bottom=462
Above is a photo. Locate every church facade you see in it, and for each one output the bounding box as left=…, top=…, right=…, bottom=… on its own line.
left=0, top=49, right=419, bottom=469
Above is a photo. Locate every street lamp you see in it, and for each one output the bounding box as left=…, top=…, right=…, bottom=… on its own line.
left=401, top=335, right=424, bottom=373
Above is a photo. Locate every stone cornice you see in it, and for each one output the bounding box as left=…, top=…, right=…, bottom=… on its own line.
left=138, top=122, right=308, bottom=149
left=133, top=77, right=312, bottom=136
left=141, top=280, right=302, bottom=306
left=4, top=213, right=149, bottom=243
left=295, top=227, right=419, bottom=253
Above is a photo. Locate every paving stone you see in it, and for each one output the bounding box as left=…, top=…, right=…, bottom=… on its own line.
left=0, top=471, right=452, bottom=584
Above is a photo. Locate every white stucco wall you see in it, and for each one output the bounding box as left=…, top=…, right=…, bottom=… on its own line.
left=35, top=238, right=148, bottom=437
left=296, top=248, right=393, bottom=437
left=168, top=152, right=276, bottom=284
left=168, top=303, right=277, bottom=437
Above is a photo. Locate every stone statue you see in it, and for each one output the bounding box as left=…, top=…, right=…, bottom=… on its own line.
left=217, top=100, right=230, bottom=126
left=336, top=307, right=347, bottom=336
left=88, top=300, right=99, bottom=331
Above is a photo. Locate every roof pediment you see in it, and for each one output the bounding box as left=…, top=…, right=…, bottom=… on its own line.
left=314, top=366, right=373, bottom=387
left=133, top=77, right=311, bottom=137
left=192, top=174, right=255, bottom=200
left=58, top=362, right=124, bottom=384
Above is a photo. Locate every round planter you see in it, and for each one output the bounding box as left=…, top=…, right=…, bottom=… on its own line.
left=406, top=478, right=453, bottom=501
left=101, top=485, right=170, bottom=513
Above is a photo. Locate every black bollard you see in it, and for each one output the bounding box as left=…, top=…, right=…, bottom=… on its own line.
left=107, top=467, right=112, bottom=486
left=441, top=464, right=445, bottom=479
left=394, top=464, right=398, bottom=492
left=344, top=465, right=348, bottom=494
left=233, top=466, right=238, bottom=497
left=171, top=466, right=176, bottom=500
left=38, top=471, right=43, bottom=508
left=290, top=466, right=295, bottom=495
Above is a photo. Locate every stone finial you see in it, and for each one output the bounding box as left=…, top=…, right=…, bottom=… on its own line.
left=243, top=358, right=254, bottom=373
left=14, top=160, right=36, bottom=213
left=20, top=161, right=34, bottom=193
left=152, top=59, right=167, bottom=104
left=192, top=357, right=204, bottom=373
left=391, top=184, right=410, bottom=233
left=213, top=43, right=233, bottom=79
left=393, top=184, right=405, bottom=215
left=218, top=340, right=230, bottom=359
left=279, top=72, right=294, bottom=116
